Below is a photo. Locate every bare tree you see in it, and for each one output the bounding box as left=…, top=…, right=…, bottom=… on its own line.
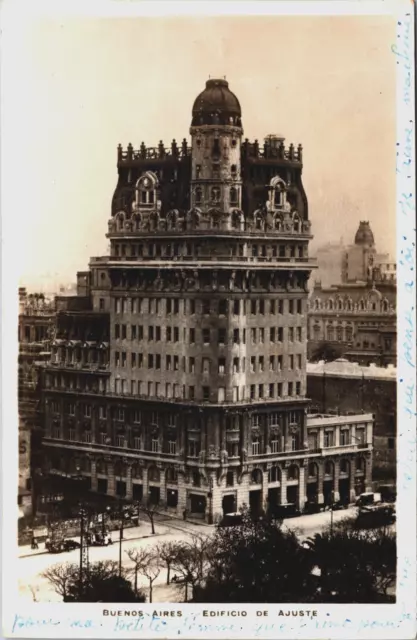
left=41, top=563, right=78, bottom=600
left=141, top=556, right=161, bottom=603
left=156, top=541, right=181, bottom=585
left=126, top=548, right=152, bottom=595
left=170, top=534, right=213, bottom=601
left=141, top=499, right=159, bottom=534
left=28, top=585, right=39, bottom=602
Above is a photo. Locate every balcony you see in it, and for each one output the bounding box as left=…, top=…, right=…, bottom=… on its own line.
left=46, top=362, right=110, bottom=374
left=43, top=437, right=179, bottom=462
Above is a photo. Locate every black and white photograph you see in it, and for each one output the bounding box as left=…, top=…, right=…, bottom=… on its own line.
left=1, top=1, right=415, bottom=638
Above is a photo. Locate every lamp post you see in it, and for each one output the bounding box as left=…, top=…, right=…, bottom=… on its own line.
left=101, top=505, right=111, bottom=540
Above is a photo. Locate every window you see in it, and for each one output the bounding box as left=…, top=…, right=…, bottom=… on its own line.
left=251, top=300, right=257, bottom=315
left=148, top=354, right=154, bottom=369
left=252, top=440, right=260, bottom=456
left=68, top=403, right=75, bottom=416
left=340, top=429, right=350, bottom=446
left=233, top=329, right=240, bottom=344
left=138, top=326, right=144, bottom=340
left=296, top=382, right=301, bottom=396
left=121, top=324, right=127, bottom=340
left=174, top=327, right=179, bottom=342
left=115, top=324, right=120, bottom=339
left=189, top=386, right=195, bottom=399
left=288, top=327, right=294, bottom=342
left=259, top=356, right=264, bottom=372
left=288, top=382, right=294, bottom=396
left=151, top=438, right=159, bottom=453
left=277, top=382, right=283, bottom=396
left=226, top=470, right=234, bottom=487
left=250, top=357, right=256, bottom=373
left=271, top=439, right=280, bottom=453
left=277, top=328, right=283, bottom=342
left=356, top=428, right=366, bottom=444
left=203, top=329, right=210, bottom=344
left=270, top=327, right=276, bottom=343
left=168, top=441, right=176, bottom=455
left=99, top=406, right=106, bottom=420
left=233, top=357, right=239, bottom=373
left=189, top=328, right=195, bottom=344
left=296, top=327, right=302, bottom=342
left=269, top=356, right=275, bottom=371
left=230, top=187, right=238, bottom=204
left=68, top=428, right=76, bottom=442
left=218, top=328, right=226, bottom=345
left=258, top=384, right=264, bottom=398
left=250, top=385, right=256, bottom=399
left=173, top=356, right=179, bottom=371
left=202, top=358, right=210, bottom=374
left=218, top=387, right=226, bottom=402
left=251, top=328, right=257, bottom=344
left=116, top=434, right=125, bottom=448
left=166, top=327, right=172, bottom=342
left=115, top=351, right=120, bottom=367
left=324, top=431, right=334, bottom=447
left=233, top=386, right=239, bottom=402
left=203, top=386, right=210, bottom=401
left=189, top=357, right=195, bottom=373
left=188, top=440, right=200, bottom=457
left=53, top=425, right=60, bottom=439
left=218, top=358, right=226, bottom=374
left=289, top=355, right=294, bottom=370
left=218, top=300, right=227, bottom=315
left=233, top=300, right=240, bottom=315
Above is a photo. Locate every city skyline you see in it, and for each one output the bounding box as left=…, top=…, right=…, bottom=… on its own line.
left=3, top=14, right=396, bottom=291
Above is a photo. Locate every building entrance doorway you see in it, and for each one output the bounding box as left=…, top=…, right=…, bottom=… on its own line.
left=116, top=481, right=126, bottom=498
left=222, top=494, right=236, bottom=515
left=148, top=486, right=160, bottom=505
left=249, top=490, right=262, bottom=516
left=286, top=485, right=298, bottom=505
left=97, top=479, right=108, bottom=494
left=132, top=484, right=143, bottom=501
left=323, top=480, right=334, bottom=506
left=306, top=483, right=318, bottom=503
left=267, top=488, right=280, bottom=510
left=190, top=494, right=206, bottom=515
left=167, top=489, right=178, bottom=508
left=339, top=479, right=350, bottom=505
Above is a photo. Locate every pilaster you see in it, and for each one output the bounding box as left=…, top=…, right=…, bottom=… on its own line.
left=297, top=465, right=306, bottom=511
left=317, top=461, right=324, bottom=504
left=349, top=458, right=357, bottom=501
left=333, top=459, right=340, bottom=503
left=126, top=464, right=133, bottom=500
left=107, top=461, right=115, bottom=496
left=280, top=466, right=288, bottom=505
left=91, top=459, right=98, bottom=492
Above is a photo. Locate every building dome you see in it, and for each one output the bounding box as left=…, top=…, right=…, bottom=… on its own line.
left=191, top=78, right=242, bottom=127
left=354, top=221, right=375, bottom=246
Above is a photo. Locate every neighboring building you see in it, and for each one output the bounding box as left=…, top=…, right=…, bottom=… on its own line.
left=40, top=78, right=371, bottom=521
left=308, top=222, right=396, bottom=366
left=307, top=360, right=396, bottom=482
left=18, top=288, right=55, bottom=509
left=313, top=239, right=345, bottom=287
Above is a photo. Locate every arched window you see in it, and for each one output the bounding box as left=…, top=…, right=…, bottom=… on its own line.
left=324, top=461, right=334, bottom=476
left=336, top=325, right=344, bottom=341
left=116, top=212, right=125, bottom=231
left=132, top=213, right=142, bottom=230
left=327, top=325, right=334, bottom=341
left=231, top=210, right=242, bottom=229
left=359, top=299, right=365, bottom=311
left=270, top=176, right=286, bottom=209
left=340, top=459, right=350, bottom=474
left=230, top=187, right=238, bottom=204
left=131, top=463, right=142, bottom=480
left=268, top=465, right=280, bottom=483
left=337, top=298, right=343, bottom=311
left=293, top=214, right=301, bottom=232
left=274, top=214, right=283, bottom=231
left=356, top=457, right=365, bottom=472
left=314, top=298, right=320, bottom=310
left=328, top=299, right=334, bottom=310
left=211, top=186, right=221, bottom=202
left=166, top=467, right=178, bottom=484
left=346, top=326, right=353, bottom=342
left=251, top=468, right=263, bottom=484
left=313, top=325, right=320, bottom=340
left=149, top=211, right=159, bottom=230
left=195, top=187, right=203, bottom=205
left=148, top=466, right=161, bottom=483
left=137, top=173, right=157, bottom=206
left=96, top=459, right=107, bottom=475
left=382, top=299, right=389, bottom=312
left=308, top=463, right=318, bottom=478
left=287, top=465, right=299, bottom=481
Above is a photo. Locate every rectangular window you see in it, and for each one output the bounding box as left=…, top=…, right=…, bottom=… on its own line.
left=289, top=300, right=294, bottom=314
left=138, top=353, right=143, bottom=368
left=132, top=325, right=137, bottom=340
left=233, top=357, right=239, bottom=373
left=116, top=435, right=125, bottom=448
left=166, top=327, right=172, bottom=342
left=133, top=436, right=141, bottom=450
left=296, top=381, right=301, bottom=396
left=251, top=300, right=257, bottom=315
left=203, top=329, right=210, bottom=344
left=174, top=356, right=179, bottom=371
left=189, top=357, right=195, bottom=373
left=270, top=327, right=275, bottom=343
left=269, top=383, right=275, bottom=398
left=297, top=299, right=303, bottom=314
left=173, top=299, right=179, bottom=315
left=68, top=428, right=76, bottom=442
left=218, top=328, right=226, bottom=345
left=203, top=300, right=210, bottom=315
left=155, top=354, right=161, bottom=370
left=356, top=428, right=366, bottom=444
left=233, top=300, right=240, bottom=315
left=340, top=429, right=350, bottom=446
left=174, top=327, right=179, bottom=342
left=99, top=406, right=106, bottom=419
left=252, top=440, right=260, bottom=456
left=259, top=328, right=264, bottom=344
left=166, top=299, right=172, bottom=314
left=189, top=328, right=195, bottom=344
left=131, top=353, right=136, bottom=368
left=250, top=384, right=256, bottom=400
left=251, top=328, right=256, bottom=344
left=297, top=354, right=302, bottom=369
left=278, top=328, right=283, bottom=342
left=188, top=440, right=200, bottom=457
left=259, top=300, right=265, bottom=315
left=296, top=327, right=302, bottom=342
left=166, top=355, right=172, bottom=370
left=148, top=354, right=154, bottom=369
left=155, top=326, right=161, bottom=341
left=122, top=324, right=127, bottom=340
left=233, top=386, right=239, bottom=402
left=269, top=355, right=275, bottom=371
left=218, top=387, right=226, bottom=402
left=138, top=325, right=144, bottom=340
left=233, top=329, right=240, bottom=344
left=219, top=300, right=227, bottom=315
left=203, top=386, right=210, bottom=400
left=148, top=326, right=154, bottom=341
left=277, top=382, right=283, bottom=396
left=115, top=351, right=120, bottom=367
left=189, top=386, right=195, bottom=400
left=218, top=358, right=226, bottom=374
left=259, top=356, right=264, bottom=372
left=258, top=384, right=264, bottom=398
left=250, top=357, right=256, bottom=373
left=83, top=404, right=91, bottom=418
left=324, top=431, right=334, bottom=448
left=289, top=355, right=294, bottom=370
left=115, top=324, right=120, bottom=339
left=288, top=327, right=294, bottom=342
left=271, top=439, right=280, bottom=453
left=288, top=382, right=294, bottom=396
left=151, top=438, right=159, bottom=453
left=278, top=300, right=284, bottom=314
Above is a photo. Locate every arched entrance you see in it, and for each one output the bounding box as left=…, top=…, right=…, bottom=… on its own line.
left=148, top=465, right=161, bottom=505
left=286, top=465, right=299, bottom=505
left=249, top=468, right=263, bottom=516
left=267, top=465, right=281, bottom=513
left=339, top=459, right=351, bottom=504
left=323, top=461, right=334, bottom=505
left=306, top=462, right=319, bottom=503
left=355, top=456, right=366, bottom=495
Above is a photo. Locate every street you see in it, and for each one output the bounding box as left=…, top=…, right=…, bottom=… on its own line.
left=18, top=508, right=357, bottom=603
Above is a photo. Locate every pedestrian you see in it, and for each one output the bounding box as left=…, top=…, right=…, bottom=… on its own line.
left=31, top=536, right=38, bottom=550
left=183, top=508, right=187, bottom=521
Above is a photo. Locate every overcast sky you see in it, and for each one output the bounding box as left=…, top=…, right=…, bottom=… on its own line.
left=3, top=13, right=397, bottom=292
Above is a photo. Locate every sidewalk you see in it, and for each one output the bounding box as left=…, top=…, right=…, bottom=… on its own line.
left=19, top=520, right=169, bottom=559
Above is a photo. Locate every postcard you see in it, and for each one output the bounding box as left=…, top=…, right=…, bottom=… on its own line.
left=1, top=0, right=415, bottom=638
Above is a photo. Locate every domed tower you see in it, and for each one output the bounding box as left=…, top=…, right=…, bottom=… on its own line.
left=190, top=78, right=243, bottom=218
left=354, top=221, right=375, bottom=248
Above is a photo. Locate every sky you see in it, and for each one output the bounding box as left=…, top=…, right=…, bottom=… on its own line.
left=3, top=11, right=397, bottom=292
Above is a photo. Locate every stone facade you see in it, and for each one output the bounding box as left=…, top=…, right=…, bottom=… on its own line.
left=40, top=79, right=372, bottom=520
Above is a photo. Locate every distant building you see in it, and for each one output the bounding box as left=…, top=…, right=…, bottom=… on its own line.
left=313, top=239, right=345, bottom=287
left=18, top=288, right=55, bottom=512
left=308, top=221, right=396, bottom=366
left=307, top=359, right=396, bottom=482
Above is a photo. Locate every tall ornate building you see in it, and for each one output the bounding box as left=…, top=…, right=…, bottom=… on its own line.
left=308, top=221, right=397, bottom=366
left=41, top=79, right=372, bottom=521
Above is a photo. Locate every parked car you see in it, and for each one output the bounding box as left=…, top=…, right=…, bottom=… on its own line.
left=218, top=512, right=243, bottom=528
left=62, top=539, right=81, bottom=551
left=269, top=503, right=300, bottom=520
left=356, top=492, right=382, bottom=507
left=304, top=501, right=325, bottom=515
left=356, top=504, right=396, bottom=528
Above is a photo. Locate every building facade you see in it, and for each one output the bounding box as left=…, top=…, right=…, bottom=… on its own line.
left=40, top=79, right=371, bottom=521
left=308, top=222, right=396, bottom=366
left=18, top=289, right=55, bottom=513
left=307, top=360, right=395, bottom=482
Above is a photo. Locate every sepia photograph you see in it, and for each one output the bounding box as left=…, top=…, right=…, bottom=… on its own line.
left=1, top=1, right=415, bottom=637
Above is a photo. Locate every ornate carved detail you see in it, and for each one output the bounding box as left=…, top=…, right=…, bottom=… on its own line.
left=198, top=450, right=206, bottom=465
left=220, top=450, right=228, bottom=466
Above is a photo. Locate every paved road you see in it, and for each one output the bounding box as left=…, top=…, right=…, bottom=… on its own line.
left=18, top=507, right=357, bottom=604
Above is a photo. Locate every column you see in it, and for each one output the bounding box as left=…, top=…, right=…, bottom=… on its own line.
left=126, top=464, right=133, bottom=500
left=366, top=420, right=373, bottom=446
left=365, top=454, right=373, bottom=492
left=280, top=467, right=287, bottom=505
left=142, top=467, right=149, bottom=503
left=317, top=461, right=324, bottom=504
left=297, top=465, right=306, bottom=512
left=211, top=471, right=222, bottom=522
left=91, top=459, right=98, bottom=492
left=159, top=468, right=166, bottom=505
left=262, top=468, right=269, bottom=512
left=349, top=458, right=356, bottom=502
left=334, top=425, right=340, bottom=448
left=333, top=459, right=340, bottom=503
left=107, top=461, right=115, bottom=496
left=177, top=471, right=187, bottom=512
left=318, top=428, right=324, bottom=449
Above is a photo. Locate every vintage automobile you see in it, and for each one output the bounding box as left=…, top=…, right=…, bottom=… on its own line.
left=218, top=512, right=243, bottom=528
left=356, top=504, right=396, bottom=528
left=269, top=503, right=300, bottom=520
